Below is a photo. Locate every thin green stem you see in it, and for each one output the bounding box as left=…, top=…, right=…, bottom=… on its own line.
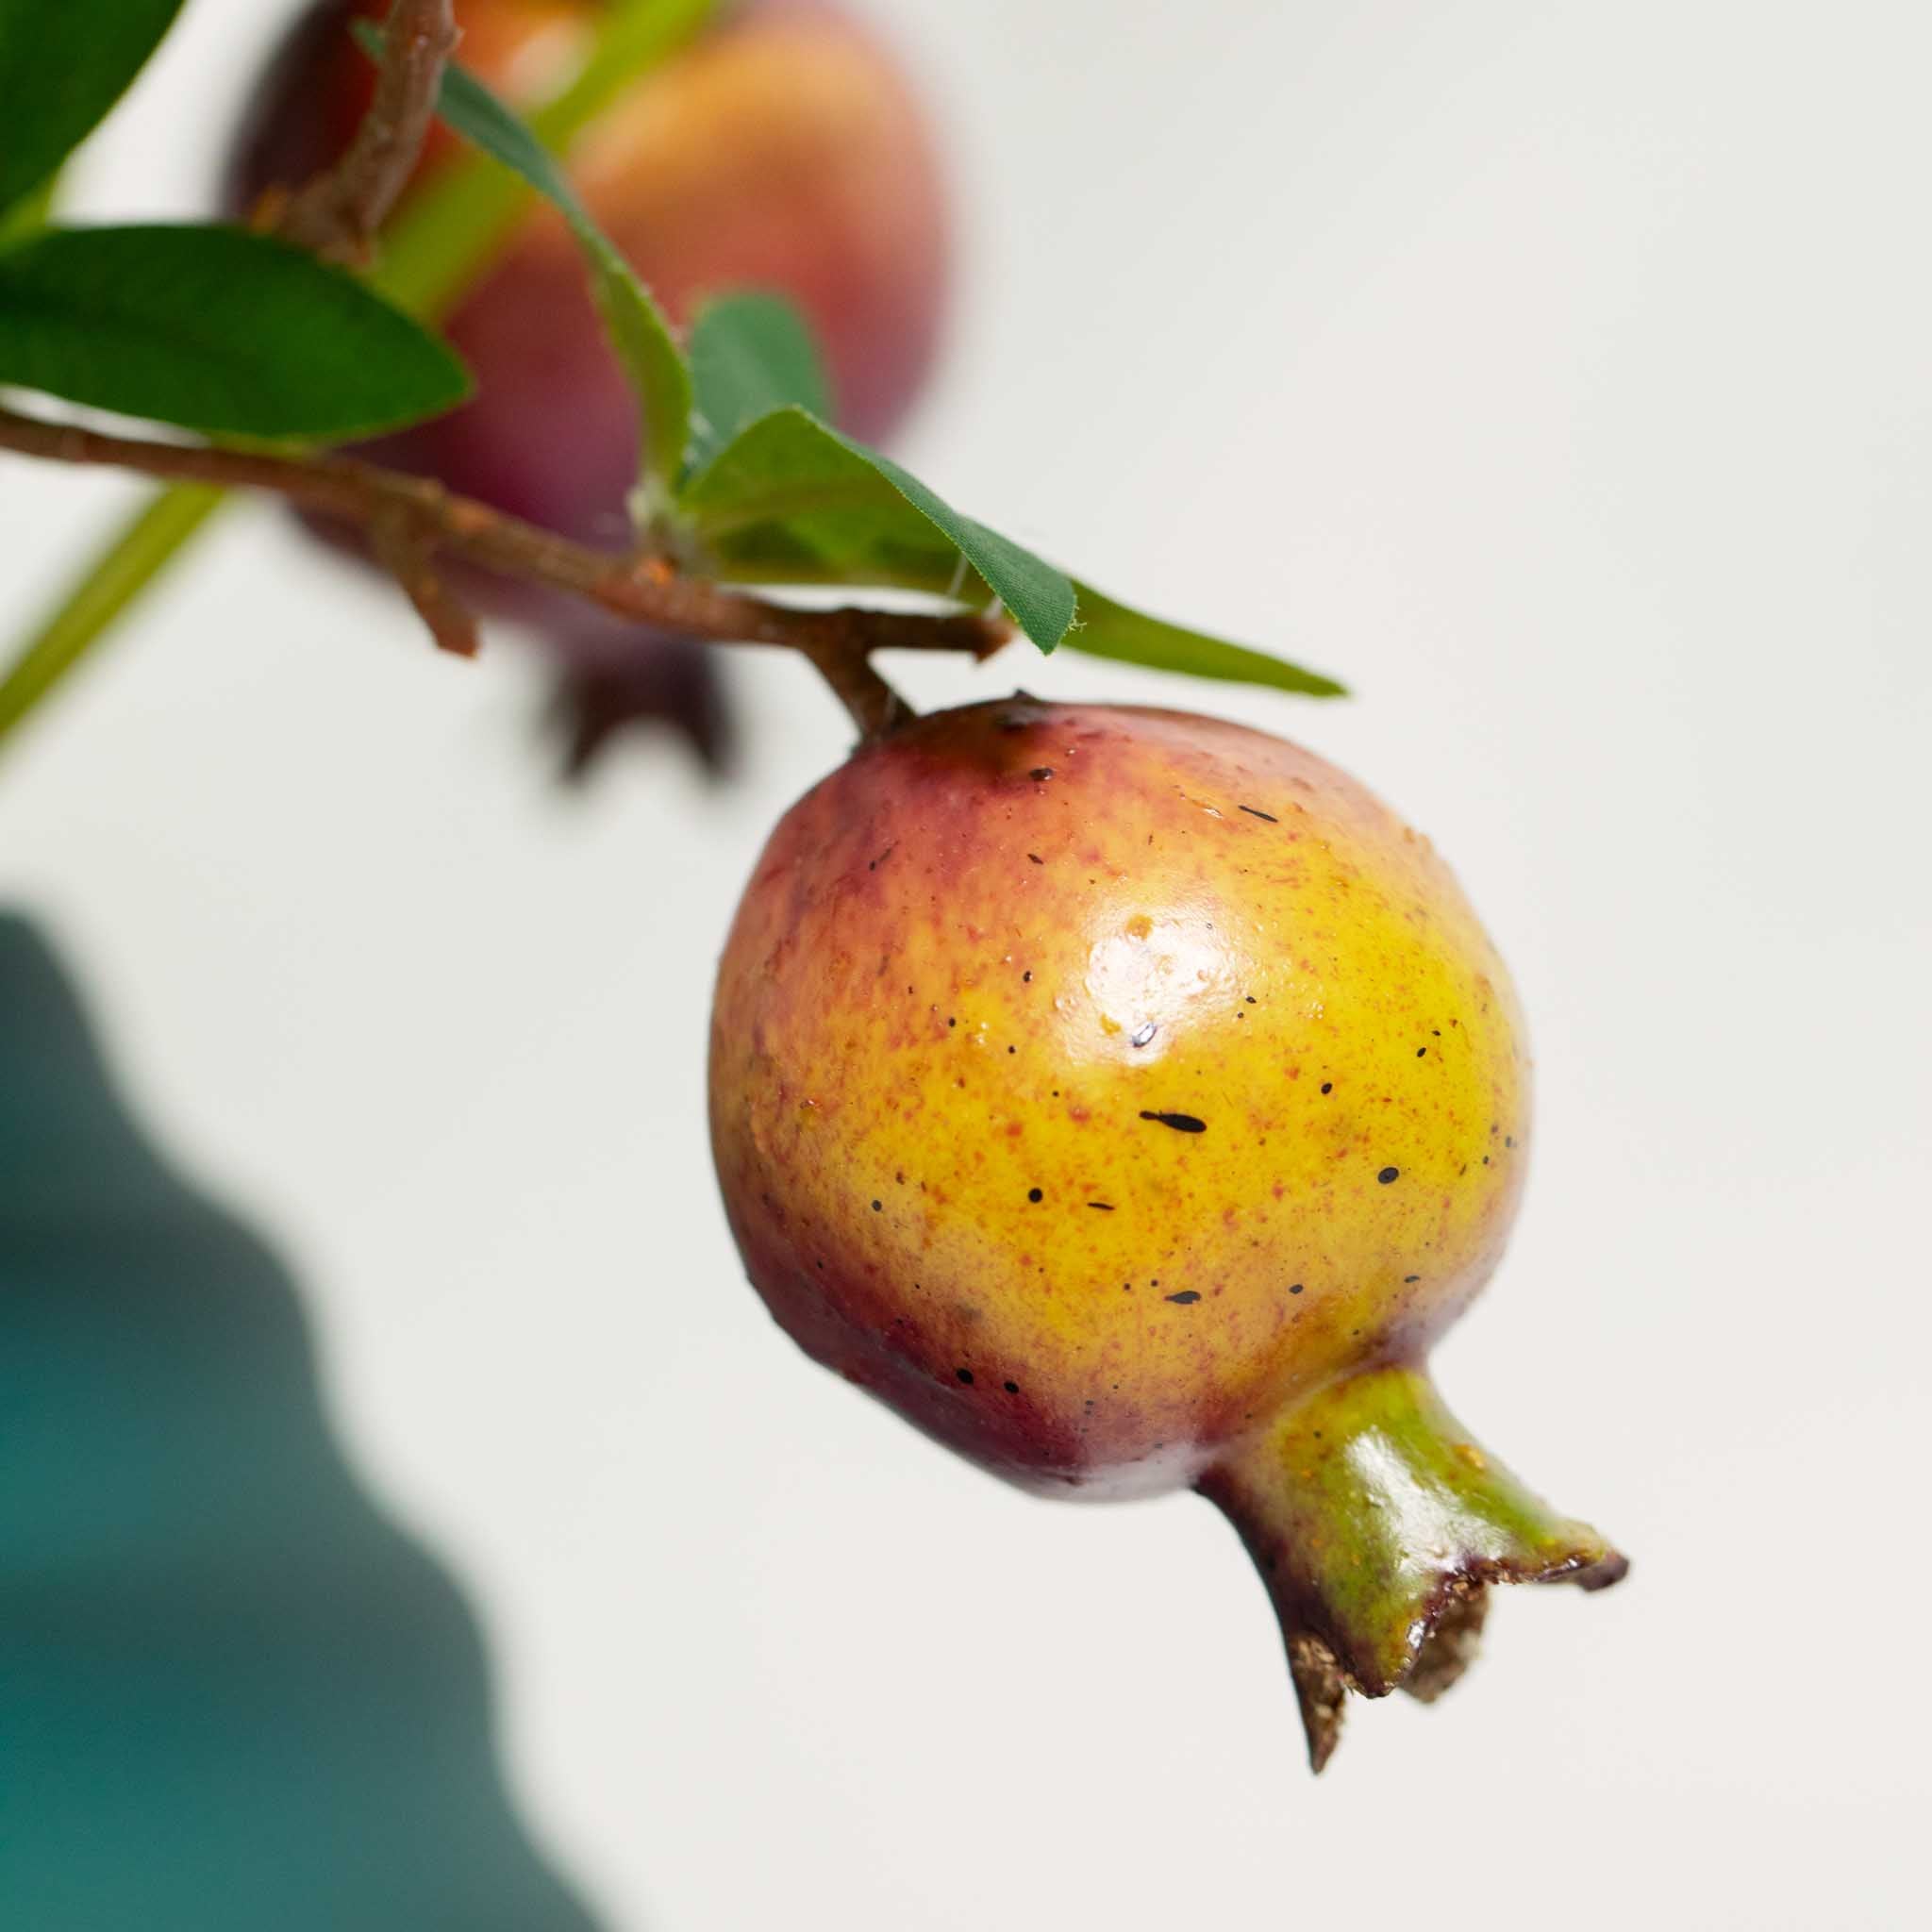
left=0, top=0, right=717, bottom=757
left=530, top=0, right=719, bottom=154
left=0, top=486, right=225, bottom=746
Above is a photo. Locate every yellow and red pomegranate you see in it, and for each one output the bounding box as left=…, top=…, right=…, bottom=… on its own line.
left=710, top=700, right=1624, bottom=1767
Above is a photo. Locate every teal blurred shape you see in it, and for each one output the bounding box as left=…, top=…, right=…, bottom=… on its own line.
left=0, top=914, right=601, bottom=1931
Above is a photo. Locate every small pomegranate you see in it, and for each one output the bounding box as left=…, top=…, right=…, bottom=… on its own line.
left=227, top=0, right=949, bottom=769
left=709, top=700, right=1625, bottom=1768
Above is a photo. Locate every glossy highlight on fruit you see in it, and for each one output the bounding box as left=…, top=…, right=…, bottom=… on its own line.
left=709, top=699, right=1625, bottom=1768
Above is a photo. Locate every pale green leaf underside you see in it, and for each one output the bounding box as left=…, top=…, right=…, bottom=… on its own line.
left=680, top=407, right=1076, bottom=651
left=686, top=291, right=833, bottom=475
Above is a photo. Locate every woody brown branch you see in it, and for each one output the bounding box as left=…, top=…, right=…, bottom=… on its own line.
left=0, top=408, right=1013, bottom=691
left=275, top=0, right=459, bottom=264
left=368, top=502, right=480, bottom=658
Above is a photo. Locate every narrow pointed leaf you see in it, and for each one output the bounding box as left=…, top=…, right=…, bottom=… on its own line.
left=358, top=19, right=690, bottom=506
left=687, top=291, right=833, bottom=473
left=1066, top=582, right=1346, bottom=697
left=681, top=407, right=1077, bottom=651
left=0, top=225, right=470, bottom=438
left=0, top=0, right=187, bottom=214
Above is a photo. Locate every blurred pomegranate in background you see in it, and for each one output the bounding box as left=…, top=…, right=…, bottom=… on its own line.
left=227, top=0, right=951, bottom=774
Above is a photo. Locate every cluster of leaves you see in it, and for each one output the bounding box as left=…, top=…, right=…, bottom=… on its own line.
left=0, top=0, right=1341, bottom=699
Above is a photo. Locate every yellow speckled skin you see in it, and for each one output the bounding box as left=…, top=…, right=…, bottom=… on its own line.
left=708, top=699, right=1530, bottom=1499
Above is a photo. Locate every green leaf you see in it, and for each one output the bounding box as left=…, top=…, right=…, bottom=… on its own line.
left=687, top=291, right=833, bottom=474
left=0, top=166, right=57, bottom=251
left=358, top=18, right=691, bottom=509
left=0, top=224, right=470, bottom=438
left=681, top=408, right=1078, bottom=652
left=1065, top=581, right=1346, bottom=697
left=0, top=0, right=186, bottom=214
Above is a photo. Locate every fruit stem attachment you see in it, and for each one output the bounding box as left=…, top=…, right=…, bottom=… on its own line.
left=1196, top=1362, right=1625, bottom=1772
left=800, top=639, right=916, bottom=741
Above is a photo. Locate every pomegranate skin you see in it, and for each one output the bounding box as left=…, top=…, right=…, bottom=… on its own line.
left=708, top=700, right=1532, bottom=1499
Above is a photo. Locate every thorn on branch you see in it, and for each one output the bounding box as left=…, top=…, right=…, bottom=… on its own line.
left=371, top=505, right=480, bottom=658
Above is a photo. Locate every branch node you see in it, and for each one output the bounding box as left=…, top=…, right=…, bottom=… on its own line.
left=275, top=0, right=458, bottom=266
left=370, top=505, right=480, bottom=658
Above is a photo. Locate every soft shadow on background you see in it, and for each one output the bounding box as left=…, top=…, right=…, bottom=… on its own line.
left=0, top=917, right=595, bottom=1931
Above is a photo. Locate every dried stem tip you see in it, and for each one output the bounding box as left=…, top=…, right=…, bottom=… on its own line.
left=1198, top=1363, right=1626, bottom=1772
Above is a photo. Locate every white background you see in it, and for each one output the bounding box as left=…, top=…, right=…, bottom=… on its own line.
left=3, top=1, right=1928, bottom=1925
